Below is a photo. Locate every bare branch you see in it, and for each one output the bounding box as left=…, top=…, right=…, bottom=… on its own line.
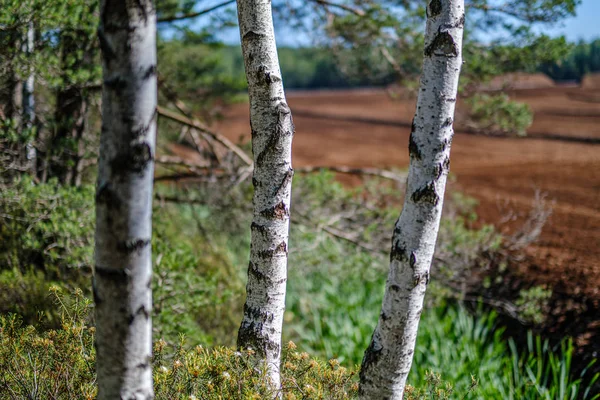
left=296, top=165, right=406, bottom=182
left=156, top=105, right=253, bottom=166
left=157, top=0, right=236, bottom=23
left=308, top=0, right=365, bottom=16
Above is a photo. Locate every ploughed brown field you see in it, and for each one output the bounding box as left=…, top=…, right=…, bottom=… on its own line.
left=213, top=83, right=600, bottom=349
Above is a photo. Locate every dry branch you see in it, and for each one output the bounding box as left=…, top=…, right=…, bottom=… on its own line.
left=309, top=0, right=365, bottom=16
left=157, top=0, right=236, bottom=23
left=156, top=105, right=253, bottom=166
left=296, top=165, right=406, bottom=182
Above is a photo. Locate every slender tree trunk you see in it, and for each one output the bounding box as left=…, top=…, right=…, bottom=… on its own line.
left=53, top=31, right=91, bottom=186
left=23, top=22, right=36, bottom=172
left=359, top=1, right=465, bottom=398
left=236, top=0, right=295, bottom=392
left=54, top=83, right=88, bottom=186
left=94, top=0, right=157, bottom=398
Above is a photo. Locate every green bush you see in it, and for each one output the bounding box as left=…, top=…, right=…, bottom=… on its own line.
left=1, top=289, right=596, bottom=399
left=466, top=93, right=533, bottom=136
left=0, top=178, right=95, bottom=326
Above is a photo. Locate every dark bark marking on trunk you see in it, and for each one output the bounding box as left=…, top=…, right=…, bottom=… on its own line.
left=117, top=238, right=151, bottom=254
left=274, top=167, right=294, bottom=197
left=249, top=261, right=287, bottom=285
left=432, top=163, right=443, bottom=180
left=442, top=117, right=453, bottom=127
left=411, top=182, right=439, bottom=205
left=409, top=252, right=417, bottom=269
left=424, top=32, right=458, bottom=58
left=408, top=132, right=422, bottom=161
left=98, top=30, right=116, bottom=62
left=250, top=222, right=269, bottom=235
left=142, top=65, right=157, bottom=80
left=260, top=201, right=289, bottom=220
left=391, top=242, right=407, bottom=263
left=428, top=0, right=442, bottom=17
left=438, top=138, right=449, bottom=152
left=255, top=131, right=280, bottom=167
left=128, top=305, right=150, bottom=325
left=111, top=142, right=153, bottom=175
left=256, top=241, right=287, bottom=259
left=443, top=155, right=450, bottom=171
left=104, top=76, right=128, bottom=92
left=242, top=30, right=265, bottom=45
left=95, top=264, right=130, bottom=282
left=93, top=277, right=102, bottom=305
left=359, top=338, right=383, bottom=395
left=96, top=183, right=122, bottom=210
left=413, top=271, right=430, bottom=287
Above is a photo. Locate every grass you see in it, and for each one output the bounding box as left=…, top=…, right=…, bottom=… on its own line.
left=0, top=173, right=598, bottom=398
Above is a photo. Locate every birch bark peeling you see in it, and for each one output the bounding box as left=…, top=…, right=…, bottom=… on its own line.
left=94, top=0, right=157, bottom=398
left=236, top=0, right=294, bottom=391
left=359, top=1, right=465, bottom=398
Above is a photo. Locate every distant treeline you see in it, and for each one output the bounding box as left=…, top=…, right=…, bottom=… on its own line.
left=215, top=45, right=396, bottom=90
left=162, top=38, right=600, bottom=92
left=540, top=39, right=600, bottom=82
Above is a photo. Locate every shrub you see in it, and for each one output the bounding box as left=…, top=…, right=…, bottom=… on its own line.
left=0, top=178, right=94, bottom=326
left=466, top=93, right=533, bottom=136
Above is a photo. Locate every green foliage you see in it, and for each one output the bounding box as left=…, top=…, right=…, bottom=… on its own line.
left=0, top=178, right=94, bottom=325
left=157, top=38, right=247, bottom=119
left=507, top=333, right=599, bottom=400
left=541, top=39, right=600, bottom=81
left=2, top=289, right=597, bottom=399
left=0, top=288, right=96, bottom=399
left=515, top=286, right=553, bottom=325
left=151, top=208, right=245, bottom=347
left=466, top=93, right=533, bottom=136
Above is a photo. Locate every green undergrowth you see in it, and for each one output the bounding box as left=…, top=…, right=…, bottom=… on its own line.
left=0, top=173, right=598, bottom=398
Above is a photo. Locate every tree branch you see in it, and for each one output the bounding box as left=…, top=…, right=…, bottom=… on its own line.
left=157, top=0, right=236, bottom=23
left=156, top=105, right=253, bottom=166
left=296, top=165, right=406, bottom=182
left=308, top=0, right=365, bottom=16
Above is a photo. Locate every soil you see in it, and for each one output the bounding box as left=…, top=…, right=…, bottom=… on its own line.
left=481, top=72, right=556, bottom=91
left=214, top=85, right=600, bottom=359
left=582, top=73, right=600, bottom=90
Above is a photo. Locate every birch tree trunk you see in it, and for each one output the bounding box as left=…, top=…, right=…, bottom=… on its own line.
left=236, top=0, right=294, bottom=392
left=359, top=1, right=465, bottom=398
left=22, top=22, right=36, bottom=173
left=94, top=0, right=157, bottom=398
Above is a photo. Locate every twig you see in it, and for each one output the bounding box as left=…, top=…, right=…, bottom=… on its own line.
left=158, top=79, right=224, bottom=164
left=155, top=155, right=210, bottom=169
left=156, top=105, right=253, bottom=166
left=296, top=165, right=406, bottom=182
left=157, top=0, right=236, bottom=23
left=308, top=0, right=365, bottom=16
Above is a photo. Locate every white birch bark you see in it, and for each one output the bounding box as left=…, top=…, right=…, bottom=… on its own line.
left=236, top=0, right=294, bottom=392
left=23, top=22, right=36, bottom=171
left=359, top=1, right=465, bottom=398
left=94, top=0, right=157, bottom=398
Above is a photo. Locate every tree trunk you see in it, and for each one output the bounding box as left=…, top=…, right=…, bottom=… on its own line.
left=52, top=30, right=90, bottom=186
left=236, top=0, right=295, bottom=392
left=94, top=0, right=157, bottom=398
left=22, top=22, right=36, bottom=174
left=359, top=1, right=465, bottom=398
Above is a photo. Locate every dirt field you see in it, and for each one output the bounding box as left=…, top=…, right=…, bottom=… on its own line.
left=214, top=86, right=600, bottom=349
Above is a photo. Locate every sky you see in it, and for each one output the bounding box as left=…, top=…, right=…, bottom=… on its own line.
left=545, top=0, right=600, bottom=42
left=178, top=0, right=600, bottom=46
